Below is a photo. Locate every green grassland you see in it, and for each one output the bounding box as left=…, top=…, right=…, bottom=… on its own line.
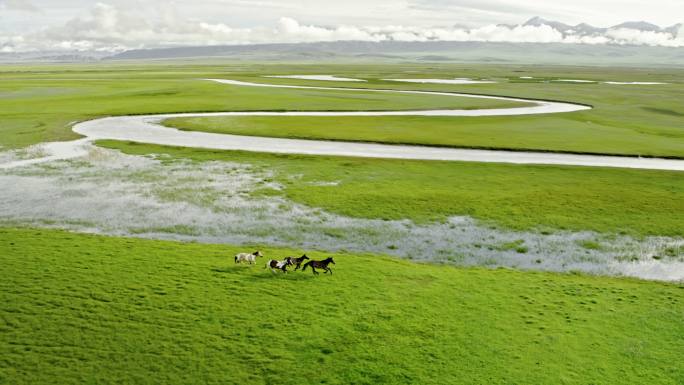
left=1, top=63, right=683, bottom=157
left=1, top=227, right=682, bottom=385
left=0, top=63, right=527, bottom=149
left=166, top=112, right=684, bottom=157
left=165, top=64, right=684, bottom=158
left=3, top=62, right=684, bottom=385
left=2, top=62, right=683, bottom=237
left=100, top=140, right=684, bottom=237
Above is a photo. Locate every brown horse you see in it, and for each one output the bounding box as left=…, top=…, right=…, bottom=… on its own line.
left=301, top=257, right=335, bottom=275
left=290, top=254, right=310, bottom=271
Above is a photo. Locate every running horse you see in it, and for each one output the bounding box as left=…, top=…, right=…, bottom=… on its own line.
left=266, top=257, right=293, bottom=273
left=301, top=257, right=335, bottom=275
left=235, top=251, right=263, bottom=264
left=290, top=254, right=310, bottom=271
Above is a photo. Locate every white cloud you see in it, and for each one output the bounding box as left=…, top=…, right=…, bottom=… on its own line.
left=274, top=17, right=382, bottom=42
left=0, top=0, right=39, bottom=12
left=1, top=2, right=682, bottom=53
left=605, top=27, right=684, bottom=47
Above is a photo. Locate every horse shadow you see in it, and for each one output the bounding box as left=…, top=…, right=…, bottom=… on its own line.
left=210, top=266, right=317, bottom=281
left=210, top=265, right=248, bottom=274
left=247, top=272, right=316, bottom=282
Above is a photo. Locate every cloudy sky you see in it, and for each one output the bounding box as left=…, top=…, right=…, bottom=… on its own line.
left=1, top=0, right=683, bottom=52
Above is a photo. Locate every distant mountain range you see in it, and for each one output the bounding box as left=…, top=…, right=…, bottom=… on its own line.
left=1, top=17, right=682, bottom=66
left=3, top=41, right=681, bottom=68
left=105, top=15, right=684, bottom=66
left=521, top=17, right=682, bottom=37
left=90, top=17, right=684, bottom=67
left=100, top=40, right=683, bottom=67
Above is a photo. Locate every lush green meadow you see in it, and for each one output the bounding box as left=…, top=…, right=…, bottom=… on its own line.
left=101, top=140, right=684, bottom=237
left=1, top=63, right=683, bottom=157
left=167, top=112, right=684, bottom=157
left=1, top=228, right=682, bottom=385
left=0, top=63, right=526, bottom=149
left=166, top=64, right=684, bottom=158
left=2, top=62, right=684, bottom=385
left=3, top=62, right=684, bottom=236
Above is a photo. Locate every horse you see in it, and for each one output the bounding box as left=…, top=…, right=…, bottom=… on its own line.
left=265, top=257, right=293, bottom=273
left=301, top=257, right=335, bottom=275
left=290, top=254, right=310, bottom=271
left=235, top=250, right=263, bottom=264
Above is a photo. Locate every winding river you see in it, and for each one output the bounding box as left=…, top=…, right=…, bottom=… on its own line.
left=3, top=78, right=684, bottom=171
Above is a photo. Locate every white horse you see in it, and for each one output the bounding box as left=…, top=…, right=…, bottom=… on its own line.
left=235, top=251, right=263, bottom=264
left=265, top=258, right=293, bottom=273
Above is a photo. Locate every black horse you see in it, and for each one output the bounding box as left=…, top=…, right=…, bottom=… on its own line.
left=290, top=254, right=310, bottom=271
left=301, top=257, right=335, bottom=275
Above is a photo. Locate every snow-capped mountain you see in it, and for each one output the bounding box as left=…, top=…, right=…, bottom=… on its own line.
left=514, top=17, right=683, bottom=47
left=522, top=17, right=681, bottom=38
left=523, top=17, right=576, bottom=33
left=522, top=17, right=606, bottom=35
left=613, top=21, right=663, bottom=32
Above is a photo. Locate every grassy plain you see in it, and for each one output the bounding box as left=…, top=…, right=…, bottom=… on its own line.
left=165, top=64, right=684, bottom=158
left=0, top=63, right=526, bottom=149
left=100, top=140, right=684, bottom=237
left=2, top=63, right=683, bottom=236
left=1, top=227, right=683, bottom=385
left=1, top=63, right=683, bottom=157
left=2, top=62, right=684, bottom=385
left=167, top=112, right=684, bottom=157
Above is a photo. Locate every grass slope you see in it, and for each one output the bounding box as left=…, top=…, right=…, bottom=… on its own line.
left=100, top=141, right=684, bottom=237
left=1, top=228, right=682, bottom=385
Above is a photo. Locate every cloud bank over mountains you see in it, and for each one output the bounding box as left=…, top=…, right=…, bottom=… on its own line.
left=1, top=2, right=683, bottom=53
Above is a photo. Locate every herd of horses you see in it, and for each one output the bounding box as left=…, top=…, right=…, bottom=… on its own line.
left=234, top=251, right=335, bottom=275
